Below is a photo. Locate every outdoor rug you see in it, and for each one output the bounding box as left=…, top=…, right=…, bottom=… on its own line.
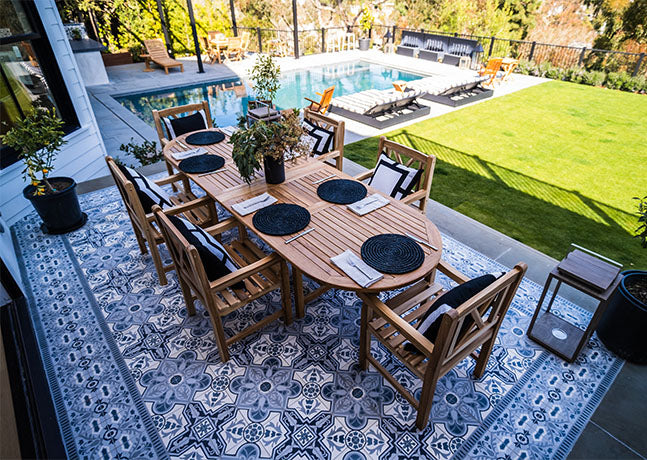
left=12, top=184, right=624, bottom=460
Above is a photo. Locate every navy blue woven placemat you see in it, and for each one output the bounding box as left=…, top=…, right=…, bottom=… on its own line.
left=317, top=179, right=367, bottom=205
left=361, top=234, right=425, bottom=274
left=178, top=154, right=225, bottom=174
left=252, top=203, right=311, bottom=236
left=185, top=131, right=225, bottom=145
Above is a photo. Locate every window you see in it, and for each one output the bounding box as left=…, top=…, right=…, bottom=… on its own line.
left=0, top=0, right=79, bottom=169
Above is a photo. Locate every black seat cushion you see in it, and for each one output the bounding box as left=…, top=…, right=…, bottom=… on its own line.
left=404, top=272, right=505, bottom=353
left=163, top=110, right=208, bottom=139
left=168, top=215, right=245, bottom=290
left=118, top=164, right=172, bottom=213
left=302, top=118, right=334, bottom=155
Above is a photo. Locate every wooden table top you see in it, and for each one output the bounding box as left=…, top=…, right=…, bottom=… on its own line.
left=164, top=129, right=442, bottom=292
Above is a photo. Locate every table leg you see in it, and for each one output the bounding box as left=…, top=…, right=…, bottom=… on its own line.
left=293, top=267, right=305, bottom=319
left=528, top=273, right=554, bottom=333
left=545, top=280, right=562, bottom=313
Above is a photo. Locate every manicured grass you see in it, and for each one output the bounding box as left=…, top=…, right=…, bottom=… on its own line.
left=345, top=80, right=647, bottom=268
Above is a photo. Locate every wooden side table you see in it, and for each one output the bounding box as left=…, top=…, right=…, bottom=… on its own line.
left=527, top=247, right=622, bottom=362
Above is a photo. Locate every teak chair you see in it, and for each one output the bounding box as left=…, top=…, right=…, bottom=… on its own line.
left=152, top=100, right=213, bottom=147
left=142, top=39, right=184, bottom=74
left=355, top=136, right=436, bottom=213
left=358, top=260, right=527, bottom=429
left=303, top=108, right=345, bottom=171
left=226, top=37, right=244, bottom=61
left=153, top=208, right=292, bottom=362
left=304, top=85, right=335, bottom=114
left=201, top=36, right=220, bottom=65
left=479, top=57, right=503, bottom=87
left=105, top=156, right=218, bottom=285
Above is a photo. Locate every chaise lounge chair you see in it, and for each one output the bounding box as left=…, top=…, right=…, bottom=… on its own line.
left=406, top=74, right=493, bottom=106
left=329, top=88, right=430, bottom=128
left=304, top=85, right=335, bottom=114
left=143, top=39, right=184, bottom=74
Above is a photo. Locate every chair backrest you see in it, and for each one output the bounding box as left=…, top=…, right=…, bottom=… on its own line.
left=240, top=31, right=250, bottom=50
left=208, top=31, right=226, bottom=42
left=200, top=36, right=212, bottom=50
left=227, top=37, right=242, bottom=49
left=153, top=207, right=212, bottom=303
left=319, top=86, right=335, bottom=112
left=304, top=108, right=345, bottom=157
left=143, top=39, right=170, bottom=60
left=434, top=263, right=527, bottom=374
left=376, top=136, right=436, bottom=200
left=482, top=58, right=503, bottom=75
left=152, top=100, right=213, bottom=146
left=105, top=156, right=148, bottom=235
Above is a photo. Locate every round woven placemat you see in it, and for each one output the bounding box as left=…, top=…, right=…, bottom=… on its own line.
left=178, top=154, right=225, bottom=174
left=252, top=203, right=311, bottom=236
left=317, top=179, right=367, bottom=205
left=360, top=234, right=425, bottom=274
left=185, top=131, right=225, bottom=145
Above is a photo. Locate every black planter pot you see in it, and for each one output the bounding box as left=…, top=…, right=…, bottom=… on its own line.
left=23, top=177, right=87, bottom=234
left=596, top=270, right=647, bottom=364
left=263, top=156, right=285, bottom=184
left=359, top=38, right=371, bottom=51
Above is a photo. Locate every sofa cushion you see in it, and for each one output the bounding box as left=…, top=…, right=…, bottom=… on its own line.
left=162, top=110, right=208, bottom=139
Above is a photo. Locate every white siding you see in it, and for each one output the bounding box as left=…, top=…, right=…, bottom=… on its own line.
left=0, top=0, right=107, bottom=225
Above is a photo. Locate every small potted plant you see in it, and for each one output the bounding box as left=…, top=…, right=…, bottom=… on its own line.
left=1, top=108, right=86, bottom=234
left=119, top=138, right=161, bottom=166
left=358, top=6, right=374, bottom=51
left=248, top=54, right=281, bottom=119
left=70, top=27, right=82, bottom=40
left=230, top=109, right=309, bottom=184
left=596, top=195, right=647, bottom=363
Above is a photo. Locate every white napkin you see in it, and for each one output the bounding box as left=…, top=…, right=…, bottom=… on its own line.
left=331, top=250, right=383, bottom=288
left=171, top=147, right=206, bottom=160
left=219, top=126, right=238, bottom=137
left=348, top=193, right=390, bottom=216
left=232, top=192, right=278, bottom=216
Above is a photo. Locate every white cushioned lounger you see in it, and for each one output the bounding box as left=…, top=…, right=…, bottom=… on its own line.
left=331, top=88, right=424, bottom=115
left=405, top=75, right=489, bottom=96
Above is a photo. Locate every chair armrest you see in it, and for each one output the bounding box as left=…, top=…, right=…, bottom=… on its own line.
left=154, top=173, right=185, bottom=186
left=202, top=218, right=239, bottom=236
left=359, top=293, right=435, bottom=358
left=402, top=189, right=427, bottom=205
left=210, top=252, right=281, bottom=291
left=437, top=259, right=470, bottom=284
left=316, top=149, right=341, bottom=161
left=354, top=169, right=375, bottom=181
left=315, top=92, right=322, bottom=96
left=304, top=97, right=318, bottom=104
left=162, top=196, right=214, bottom=216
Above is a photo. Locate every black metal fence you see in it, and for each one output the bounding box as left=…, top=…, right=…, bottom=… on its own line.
left=223, top=24, right=646, bottom=76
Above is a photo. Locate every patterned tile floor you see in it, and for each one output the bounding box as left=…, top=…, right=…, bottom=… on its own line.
left=12, top=184, right=623, bottom=460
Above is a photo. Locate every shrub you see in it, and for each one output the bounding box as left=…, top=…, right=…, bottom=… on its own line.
left=605, top=72, right=626, bottom=90
left=623, top=74, right=646, bottom=93
left=537, top=61, right=553, bottom=77
left=563, top=66, right=584, bottom=84
left=581, top=70, right=606, bottom=86
left=119, top=139, right=162, bottom=166
left=516, top=60, right=534, bottom=75
left=545, top=65, right=564, bottom=80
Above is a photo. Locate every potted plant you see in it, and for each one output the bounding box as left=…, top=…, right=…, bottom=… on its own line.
left=229, top=110, right=309, bottom=184
left=1, top=108, right=86, bottom=234
left=358, top=6, right=374, bottom=51
left=70, top=27, right=82, bottom=40
left=119, top=138, right=161, bottom=166
left=248, top=54, right=281, bottom=119
left=596, top=195, right=647, bottom=364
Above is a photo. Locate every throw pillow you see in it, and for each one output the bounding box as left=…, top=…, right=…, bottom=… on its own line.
left=168, top=215, right=245, bottom=289
left=302, top=119, right=334, bottom=156
left=367, top=153, right=423, bottom=200
left=163, top=110, right=208, bottom=139
left=118, top=164, right=172, bottom=213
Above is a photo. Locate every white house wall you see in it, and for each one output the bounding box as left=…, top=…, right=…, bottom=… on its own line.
left=0, top=0, right=107, bottom=225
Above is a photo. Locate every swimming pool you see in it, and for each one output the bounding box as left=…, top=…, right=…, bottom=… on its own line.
left=116, top=61, right=425, bottom=128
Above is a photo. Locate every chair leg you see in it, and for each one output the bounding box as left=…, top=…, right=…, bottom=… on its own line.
left=150, top=241, right=168, bottom=286
left=416, top=369, right=440, bottom=430
left=165, top=159, right=178, bottom=193
left=178, top=277, right=196, bottom=316
left=359, top=303, right=370, bottom=370
left=133, top=226, right=148, bottom=254
left=280, top=260, right=293, bottom=326
left=474, top=336, right=497, bottom=378
left=212, top=314, right=230, bottom=362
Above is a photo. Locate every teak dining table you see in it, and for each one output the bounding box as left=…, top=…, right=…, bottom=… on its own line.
left=163, top=129, right=443, bottom=317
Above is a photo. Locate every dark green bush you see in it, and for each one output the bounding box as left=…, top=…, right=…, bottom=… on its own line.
left=581, top=70, right=606, bottom=86
left=545, top=65, right=564, bottom=80
left=564, top=66, right=584, bottom=84
left=605, top=72, right=627, bottom=90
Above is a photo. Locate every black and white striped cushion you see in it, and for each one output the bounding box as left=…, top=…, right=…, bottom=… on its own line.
left=302, top=119, right=334, bottom=156
left=162, top=109, right=208, bottom=139
left=168, top=215, right=244, bottom=288
left=118, top=164, right=172, bottom=213
left=367, top=153, right=422, bottom=200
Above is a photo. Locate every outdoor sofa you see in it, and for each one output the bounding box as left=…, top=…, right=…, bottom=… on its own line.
left=396, top=30, right=481, bottom=67
left=329, top=88, right=430, bottom=128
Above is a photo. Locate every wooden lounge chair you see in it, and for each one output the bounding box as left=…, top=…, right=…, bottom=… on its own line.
left=358, top=260, right=527, bottom=429
left=153, top=208, right=292, bottom=362
left=479, top=57, right=504, bottom=87
left=304, top=85, right=335, bottom=114
left=355, top=136, right=436, bottom=212
left=303, top=108, right=345, bottom=171
left=142, top=39, right=184, bottom=74
left=105, top=156, right=218, bottom=285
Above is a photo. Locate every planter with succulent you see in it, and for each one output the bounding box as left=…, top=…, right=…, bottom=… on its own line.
left=596, top=195, right=647, bottom=364
left=70, top=27, right=82, bottom=40
left=119, top=138, right=162, bottom=166
left=1, top=108, right=86, bottom=234
left=248, top=54, right=281, bottom=120
left=229, top=109, right=309, bottom=185
left=358, top=7, right=374, bottom=51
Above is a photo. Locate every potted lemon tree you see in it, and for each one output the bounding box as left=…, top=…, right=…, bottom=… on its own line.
left=1, top=108, right=86, bottom=234
left=358, top=7, right=374, bottom=51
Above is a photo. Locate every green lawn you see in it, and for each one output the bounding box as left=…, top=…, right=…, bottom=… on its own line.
left=345, top=80, right=647, bottom=269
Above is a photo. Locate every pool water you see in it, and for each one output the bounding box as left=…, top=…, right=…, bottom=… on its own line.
left=116, top=61, right=424, bottom=128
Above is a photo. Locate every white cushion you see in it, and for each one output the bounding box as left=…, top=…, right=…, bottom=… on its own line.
left=302, top=119, right=334, bottom=155
left=367, top=153, right=422, bottom=200
left=119, top=164, right=171, bottom=213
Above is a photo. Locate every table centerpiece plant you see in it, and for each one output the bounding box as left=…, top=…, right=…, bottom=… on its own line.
left=1, top=107, right=86, bottom=234
left=229, top=109, right=309, bottom=185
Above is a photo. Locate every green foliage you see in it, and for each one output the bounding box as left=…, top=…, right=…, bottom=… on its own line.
left=581, top=70, right=606, bottom=86
left=0, top=108, right=67, bottom=195
left=119, top=138, right=162, bottom=166
left=249, top=54, right=281, bottom=103
left=544, top=64, right=563, bottom=80
left=564, top=66, right=584, bottom=84
left=229, top=110, right=308, bottom=184
left=70, top=27, right=82, bottom=39
left=499, top=0, right=541, bottom=39
left=359, top=6, right=375, bottom=36
left=635, top=195, right=647, bottom=248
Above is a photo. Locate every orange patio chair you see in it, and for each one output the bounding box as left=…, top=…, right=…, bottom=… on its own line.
left=304, top=85, right=335, bottom=114
left=479, top=57, right=503, bottom=87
